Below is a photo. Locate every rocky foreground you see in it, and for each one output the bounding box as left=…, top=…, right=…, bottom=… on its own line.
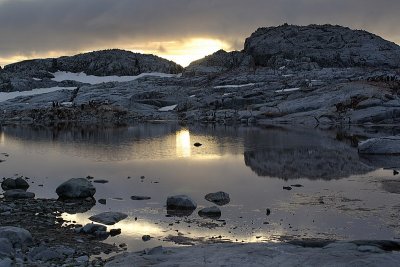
left=0, top=24, right=399, bottom=125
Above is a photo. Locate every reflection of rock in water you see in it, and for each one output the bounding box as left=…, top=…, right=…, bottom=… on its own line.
left=360, top=155, right=400, bottom=169
left=244, top=147, right=374, bottom=180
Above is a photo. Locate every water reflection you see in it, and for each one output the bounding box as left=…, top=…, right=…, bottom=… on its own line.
left=1, top=123, right=400, bottom=251
left=1, top=123, right=398, bottom=179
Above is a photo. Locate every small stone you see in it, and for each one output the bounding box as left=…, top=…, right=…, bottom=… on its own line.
left=198, top=206, right=222, bottom=219
left=205, top=191, right=230, bottom=206
left=194, top=142, right=202, bottom=147
left=142, top=235, right=151, bottom=242
left=283, top=186, right=292, bottom=190
left=110, top=229, right=121, bottom=236
left=4, top=190, right=35, bottom=199
left=131, top=196, right=151, bottom=200
left=89, top=212, right=128, bottom=225
left=266, top=209, right=271, bottom=216
left=394, top=170, right=399, bottom=176
left=98, top=199, right=107, bottom=205
left=93, top=179, right=109, bottom=184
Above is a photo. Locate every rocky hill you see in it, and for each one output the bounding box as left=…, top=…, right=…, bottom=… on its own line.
left=185, top=24, right=400, bottom=76
left=0, top=49, right=183, bottom=92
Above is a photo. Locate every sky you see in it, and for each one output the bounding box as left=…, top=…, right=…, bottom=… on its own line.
left=0, top=0, right=399, bottom=67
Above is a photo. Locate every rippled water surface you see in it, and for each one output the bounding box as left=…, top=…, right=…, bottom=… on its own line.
left=1, top=123, right=400, bottom=251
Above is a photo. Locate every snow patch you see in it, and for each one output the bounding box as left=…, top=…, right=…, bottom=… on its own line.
left=51, top=71, right=180, bottom=85
left=274, top=87, right=301, bottom=93
left=158, top=104, right=178, bottom=112
left=32, top=78, right=42, bottom=81
left=213, top=83, right=255, bottom=89
left=0, top=87, right=76, bottom=103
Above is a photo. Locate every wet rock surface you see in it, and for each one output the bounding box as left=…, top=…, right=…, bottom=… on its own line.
left=0, top=198, right=120, bottom=266
left=88, top=212, right=128, bottom=225
left=205, top=192, right=230, bottom=206
left=56, top=178, right=96, bottom=199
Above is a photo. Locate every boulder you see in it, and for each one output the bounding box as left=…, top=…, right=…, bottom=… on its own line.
left=3, top=189, right=35, bottom=199
left=198, top=206, right=222, bottom=219
left=0, top=238, right=13, bottom=259
left=205, top=192, right=230, bottom=206
left=88, top=212, right=128, bottom=225
left=358, top=136, right=400, bottom=154
left=1, top=178, right=29, bottom=191
left=0, top=227, right=32, bottom=248
left=166, top=195, right=197, bottom=210
left=56, top=178, right=96, bottom=198
left=81, top=223, right=107, bottom=234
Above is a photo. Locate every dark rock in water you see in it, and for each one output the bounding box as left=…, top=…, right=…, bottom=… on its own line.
left=131, top=196, right=151, bottom=200
left=193, top=142, right=202, bottom=147
left=110, top=229, right=122, bottom=237
left=81, top=223, right=107, bottom=234
left=86, top=176, right=94, bottom=180
left=93, top=179, right=109, bottom=184
left=1, top=178, right=29, bottom=191
left=142, top=235, right=151, bottom=242
left=167, top=209, right=195, bottom=217
left=266, top=209, right=271, bottom=216
left=205, top=191, right=230, bottom=206
left=4, top=189, right=35, bottom=199
left=394, top=170, right=399, bottom=176
left=89, top=212, right=128, bottom=225
left=291, top=184, right=304, bottom=188
left=198, top=206, right=222, bottom=219
left=98, top=199, right=107, bottom=205
left=167, top=195, right=197, bottom=210
left=56, top=178, right=96, bottom=199
left=283, top=186, right=292, bottom=191
left=14, top=178, right=30, bottom=189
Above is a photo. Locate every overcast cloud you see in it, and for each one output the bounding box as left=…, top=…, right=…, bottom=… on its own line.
left=0, top=0, right=399, bottom=62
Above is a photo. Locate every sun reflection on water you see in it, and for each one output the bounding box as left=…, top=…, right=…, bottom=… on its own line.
left=176, top=129, right=191, bottom=158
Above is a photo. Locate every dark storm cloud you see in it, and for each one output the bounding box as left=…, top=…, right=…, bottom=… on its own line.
left=0, top=0, right=399, bottom=58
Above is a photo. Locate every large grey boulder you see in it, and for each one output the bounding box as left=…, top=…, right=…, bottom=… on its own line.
left=0, top=227, right=32, bottom=248
left=88, top=212, right=128, bottom=225
left=56, top=178, right=96, bottom=198
left=166, top=195, right=197, bottom=210
left=358, top=136, right=400, bottom=154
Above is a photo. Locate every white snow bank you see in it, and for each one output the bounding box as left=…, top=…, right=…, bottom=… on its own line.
left=213, top=83, right=255, bottom=89
left=0, top=87, right=76, bottom=103
left=158, top=104, right=178, bottom=112
left=275, top=87, right=300, bottom=93
left=51, top=71, right=180, bottom=85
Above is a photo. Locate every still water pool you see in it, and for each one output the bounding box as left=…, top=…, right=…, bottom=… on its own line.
left=0, top=123, right=399, bottom=251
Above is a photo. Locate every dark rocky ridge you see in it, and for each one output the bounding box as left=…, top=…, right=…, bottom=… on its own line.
left=185, top=24, right=400, bottom=76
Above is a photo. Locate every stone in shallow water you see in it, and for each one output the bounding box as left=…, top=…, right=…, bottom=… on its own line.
left=167, top=195, right=197, bottom=210
left=204, top=192, right=230, bottom=206
left=4, top=189, right=35, bottom=199
left=56, top=178, right=96, bottom=199
left=198, top=206, right=222, bottom=219
left=1, top=177, right=29, bottom=191
left=131, top=196, right=151, bottom=200
left=89, top=212, right=128, bottom=225
left=81, top=223, right=107, bottom=234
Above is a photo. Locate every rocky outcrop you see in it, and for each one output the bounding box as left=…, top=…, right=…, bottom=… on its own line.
left=4, top=49, right=183, bottom=76
left=0, top=49, right=183, bottom=92
left=244, top=24, right=400, bottom=68
left=184, top=50, right=254, bottom=76
left=185, top=24, right=400, bottom=78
